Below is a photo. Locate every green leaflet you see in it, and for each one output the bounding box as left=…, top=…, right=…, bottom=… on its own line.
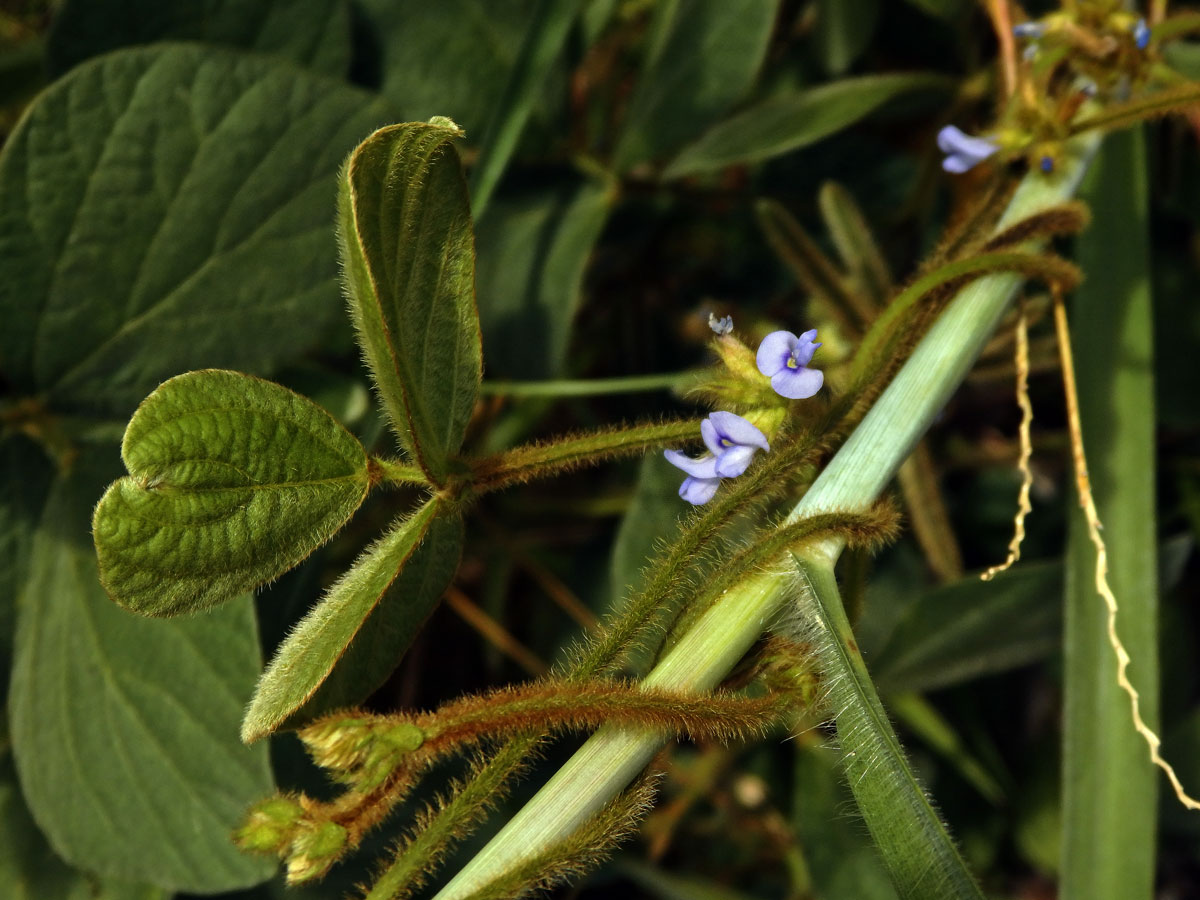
left=0, top=44, right=396, bottom=417
left=93, top=370, right=370, bottom=616
left=338, top=121, right=483, bottom=485
left=612, top=0, right=780, bottom=172
left=792, top=742, right=899, bottom=900
left=664, top=73, right=951, bottom=178
left=46, top=0, right=352, bottom=77
left=10, top=458, right=275, bottom=892
left=243, top=501, right=463, bottom=742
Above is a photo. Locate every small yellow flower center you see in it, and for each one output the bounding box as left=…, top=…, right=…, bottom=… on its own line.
left=719, top=438, right=733, bottom=448
left=786, top=357, right=799, bottom=369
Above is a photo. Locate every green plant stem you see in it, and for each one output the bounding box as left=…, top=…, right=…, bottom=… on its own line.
left=469, top=419, right=698, bottom=493
left=433, top=131, right=1101, bottom=900
left=478, top=372, right=693, bottom=397
left=371, top=457, right=429, bottom=486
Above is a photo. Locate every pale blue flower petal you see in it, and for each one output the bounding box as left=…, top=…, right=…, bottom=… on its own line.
left=1134, top=18, right=1150, bottom=50
left=771, top=366, right=824, bottom=400
left=708, top=411, right=769, bottom=452
left=938, top=125, right=999, bottom=173
left=679, top=475, right=721, bottom=505
left=714, top=445, right=756, bottom=478
left=664, top=449, right=719, bottom=479
left=756, top=330, right=796, bottom=377
left=700, top=417, right=723, bottom=456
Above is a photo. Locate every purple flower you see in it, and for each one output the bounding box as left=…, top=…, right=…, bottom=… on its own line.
left=662, top=450, right=722, bottom=505
left=664, top=411, right=770, bottom=505
left=1133, top=18, right=1150, bottom=50
left=1012, top=22, right=1045, bottom=39
left=756, top=329, right=824, bottom=400
left=937, top=125, right=999, bottom=174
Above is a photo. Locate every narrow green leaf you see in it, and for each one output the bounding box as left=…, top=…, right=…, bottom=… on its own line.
left=243, top=500, right=461, bottom=741
left=469, top=0, right=584, bottom=218
left=338, top=121, right=483, bottom=485
left=868, top=561, right=1063, bottom=694
left=818, top=181, right=893, bottom=311
left=283, top=513, right=463, bottom=728
left=475, top=179, right=613, bottom=379
left=10, top=458, right=275, bottom=892
left=888, top=693, right=1004, bottom=805
left=46, top=0, right=352, bottom=77
left=93, top=370, right=370, bottom=616
left=664, top=73, right=951, bottom=178
left=792, top=742, right=899, bottom=900
left=1061, top=127, right=1159, bottom=900
left=814, top=0, right=880, bottom=75
left=613, top=0, right=781, bottom=171
left=794, top=559, right=985, bottom=900
left=609, top=453, right=685, bottom=608
left=0, top=45, right=396, bottom=417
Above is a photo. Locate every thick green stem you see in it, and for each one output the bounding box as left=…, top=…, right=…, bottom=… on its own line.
left=433, top=131, right=1101, bottom=900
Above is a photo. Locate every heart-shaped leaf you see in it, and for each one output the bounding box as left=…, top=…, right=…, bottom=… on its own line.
left=94, top=369, right=370, bottom=616
left=243, top=499, right=460, bottom=741
left=338, top=120, right=483, bottom=485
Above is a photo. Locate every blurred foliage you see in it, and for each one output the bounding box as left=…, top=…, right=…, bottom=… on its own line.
left=2, top=0, right=1200, bottom=898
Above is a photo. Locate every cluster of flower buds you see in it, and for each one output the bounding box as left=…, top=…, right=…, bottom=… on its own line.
left=234, top=794, right=348, bottom=884
left=938, top=11, right=1154, bottom=175
left=300, top=714, right=426, bottom=791
left=664, top=322, right=824, bottom=505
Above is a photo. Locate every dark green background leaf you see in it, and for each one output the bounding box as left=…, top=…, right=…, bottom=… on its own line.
left=47, top=0, right=352, bottom=77
left=613, top=0, right=780, bottom=171
left=9, top=457, right=276, bottom=892
left=0, top=435, right=55, bottom=694
left=338, top=121, right=483, bottom=484
left=0, top=44, right=396, bottom=417
left=475, top=179, right=613, bottom=379
left=93, top=370, right=370, bottom=616
left=0, top=753, right=167, bottom=900
left=356, top=0, right=554, bottom=137
left=866, top=561, right=1063, bottom=694
left=664, top=73, right=951, bottom=178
